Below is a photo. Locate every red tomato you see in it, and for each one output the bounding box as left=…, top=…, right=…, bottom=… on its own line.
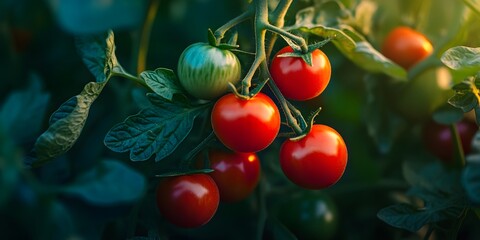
left=208, top=150, right=260, bottom=202
left=211, top=93, right=281, bottom=153
left=270, top=46, right=331, bottom=101
left=381, top=26, right=433, bottom=70
left=155, top=174, right=219, bottom=228
left=280, top=124, right=348, bottom=189
left=422, top=119, right=478, bottom=164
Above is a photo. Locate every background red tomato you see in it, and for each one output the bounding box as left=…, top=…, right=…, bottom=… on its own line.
left=270, top=46, right=331, bottom=101
left=381, top=26, right=433, bottom=70
left=422, top=119, right=478, bottom=164
left=211, top=93, right=281, bottom=153
left=208, top=150, right=260, bottom=202
left=156, top=174, right=219, bottom=228
left=280, top=124, right=348, bottom=189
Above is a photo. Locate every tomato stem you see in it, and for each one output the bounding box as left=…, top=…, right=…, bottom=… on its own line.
left=449, top=123, right=466, bottom=168
left=264, top=24, right=308, bottom=53
left=136, top=0, right=160, bottom=74
left=111, top=67, right=150, bottom=90
left=214, top=4, right=254, bottom=45
left=266, top=75, right=304, bottom=135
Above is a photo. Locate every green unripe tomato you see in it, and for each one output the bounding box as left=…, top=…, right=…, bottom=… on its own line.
left=275, top=191, right=339, bottom=240
left=177, top=43, right=241, bottom=100
left=394, top=67, right=453, bottom=122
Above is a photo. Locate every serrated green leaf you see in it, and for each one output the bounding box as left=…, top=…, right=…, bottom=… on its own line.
left=51, top=0, right=147, bottom=34
left=104, top=94, right=210, bottom=161
left=75, top=30, right=121, bottom=83
left=62, top=159, right=146, bottom=205
left=448, top=91, right=478, bottom=112
left=0, top=75, right=50, bottom=145
left=377, top=199, right=465, bottom=233
left=441, top=46, right=480, bottom=76
left=379, top=161, right=466, bottom=232
left=34, top=81, right=108, bottom=166
left=141, top=68, right=184, bottom=100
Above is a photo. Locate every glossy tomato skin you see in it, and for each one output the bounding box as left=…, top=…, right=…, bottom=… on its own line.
left=381, top=26, right=433, bottom=70
left=177, top=43, right=241, bottom=100
left=276, top=191, right=338, bottom=240
left=208, top=150, right=260, bottom=202
left=280, top=124, right=348, bottom=189
left=270, top=46, right=331, bottom=101
left=422, top=119, right=478, bottom=164
left=211, top=93, right=281, bottom=153
left=156, top=174, right=219, bottom=228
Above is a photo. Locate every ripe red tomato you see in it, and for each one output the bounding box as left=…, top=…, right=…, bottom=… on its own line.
left=422, top=119, right=478, bottom=164
left=211, top=93, right=281, bottom=153
left=208, top=150, right=260, bottom=202
left=270, top=46, right=331, bottom=101
left=381, top=26, right=433, bottom=70
left=155, top=174, right=219, bottom=228
left=280, top=124, right=348, bottom=189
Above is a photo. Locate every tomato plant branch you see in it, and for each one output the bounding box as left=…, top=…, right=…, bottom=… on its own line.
left=111, top=69, right=150, bottom=89
left=449, top=124, right=466, bottom=168
left=137, top=0, right=160, bottom=74
left=266, top=74, right=304, bottom=135
left=469, top=77, right=480, bottom=105
left=214, top=4, right=254, bottom=44
left=264, top=24, right=308, bottom=53
left=266, top=0, right=293, bottom=60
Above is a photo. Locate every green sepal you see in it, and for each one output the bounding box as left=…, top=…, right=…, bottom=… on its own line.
left=217, top=43, right=240, bottom=51
left=289, top=107, right=322, bottom=141
left=207, top=28, right=217, bottom=46
left=277, top=51, right=314, bottom=66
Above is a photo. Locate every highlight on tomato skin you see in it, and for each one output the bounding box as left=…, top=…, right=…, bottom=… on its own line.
left=381, top=26, right=433, bottom=70
left=155, top=174, right=220, bottom=229
left=211, top=93, right=281, bottom=153
left=270, top=46, right=332, bottom=101
left=207, top=150, right=261, bottom=203
left=279, top=124, right=348, bottom=190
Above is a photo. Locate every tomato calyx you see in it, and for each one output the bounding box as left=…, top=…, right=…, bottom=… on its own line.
left=207, top=28, right=239, bottom=50
left=289, top=106, right=323, bottom=141
left=277, top=38, right=331, bottom=66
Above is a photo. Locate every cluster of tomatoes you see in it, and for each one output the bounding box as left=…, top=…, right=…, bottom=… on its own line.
left=154, top=40, right=348, bottom=229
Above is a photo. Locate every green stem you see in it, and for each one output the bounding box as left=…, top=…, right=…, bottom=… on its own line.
left=463, top=0, right=480, bottom=16
left=264, top=23, right=308, bottom=53
left=111, top=69, right=150, bottom=89
left=266, top=76, right=303, bottom=135
left=266, top=0, right=293, bottom=60
left=240, top=0, right=269, bottom=96
left=255, top=177, right=267, bottom=240
left=137, top=0, right=160, bottom=74
left=214, top=4, right=255, bottom=44
left=449, top=123, right=466, bottom=168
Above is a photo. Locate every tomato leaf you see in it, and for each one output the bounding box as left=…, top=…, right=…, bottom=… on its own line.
left=75, top=30, right=122, bottom=83
left=61, top=159, right=146, bottom=205
left=33, top=81, right=108, bottom=166
left=0, top=75, right=50, bottom=145
left=441, top=46, right=480, bottom=78
left=448, top=78, right=480, bottom=113
left=378, top=161, right=467, bottom=232
left=50, top=0, right=147, bottom=34
left=141, top=68, right=185, bottom=100
left=104, top=94, right=210, bottom=161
